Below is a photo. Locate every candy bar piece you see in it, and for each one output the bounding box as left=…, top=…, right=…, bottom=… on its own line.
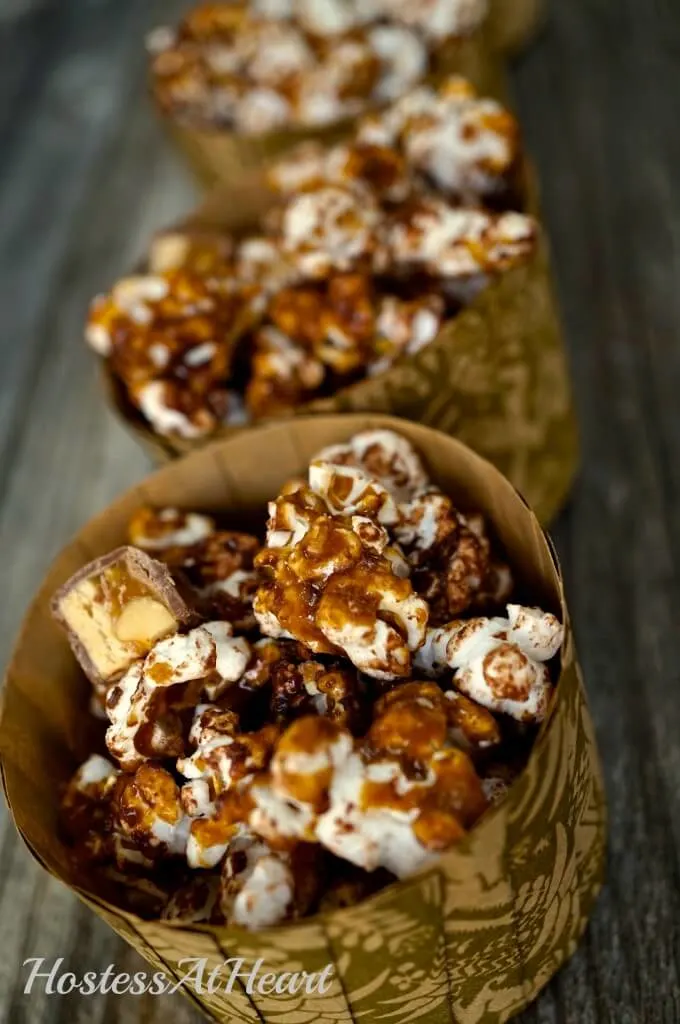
left=52, top=546, right=196, bottom=688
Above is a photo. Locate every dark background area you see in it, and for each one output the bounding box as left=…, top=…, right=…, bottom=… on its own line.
left=1, top=0, right=680, bottom=1021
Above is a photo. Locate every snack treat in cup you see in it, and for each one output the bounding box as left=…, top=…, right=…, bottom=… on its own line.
left=0, top=415, right=605, bottom=1024
left=147, top=1, right=507, bottom=185
left=89, top=76, right=577, bottom=525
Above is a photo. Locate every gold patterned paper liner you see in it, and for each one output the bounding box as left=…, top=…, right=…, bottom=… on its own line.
left=0, top=415, right=605, bottom=1024
left=100, top=161, right=578, bottom=526
left=487, top=0, right=544, bottom=55
left=159, top=23, right=508, bottom=188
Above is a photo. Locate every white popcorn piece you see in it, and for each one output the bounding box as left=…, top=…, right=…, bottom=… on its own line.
left=309, top=461, right=399, bottom=525
left=395, top=487, right=456, bottom=559
left=250, top=782, right=318, bottom=845
left=187, top=816, right=247, bottom=871
left=250, top=720, right=352, bottom=843
left=233, top=88, right=292, bottom=135
left=251, top=325, right=325, bottom=397
left=181, top=778, right=216, bottom=819
left=178, top=704, right=244, bottom=792
left=247, top=24, right=314, bottom=86
left=220, top=833, right=296, bottom=930
left=144, top=627, right=217, bottom=686
left=201, top=622, right=251, bottom=701
left=372, top=0, right=488, bottom=41
left=271, top=139, right=411, bottom=203
left=265, top=495, right=314, bottom=550
left=387, top=199, right=536, bottom=294
left=358, top=86, right=433, bottom=147
left=314, top=428, right=429, bottom=502
left=404, top=101, right=514, bottom=199
left=296, top=0, right=360, bottom=35
left=85, top=276, right=170, bottom=356
left=506, top=603, right=564, bottom=660
left=281, top=185, right=385, bottom=278
left=316, top=601, right=419, bottom=681
left=105, top=625, right=251, bottom=769
left=368, top=295, right=444, bottom=376
left=368, top=25, right=428, bottom=101
left=414, top=606, right=563, bottom=722
left=111, top=764, right=192, bottom=863
left=235, top=236, right=300, bottom=295
left=73, top=754, right=118, bottom=791
left=149, top=808, right=192, bottom=858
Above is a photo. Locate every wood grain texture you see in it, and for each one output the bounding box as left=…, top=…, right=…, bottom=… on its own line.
left=0, top=0, right=678, bottom=1021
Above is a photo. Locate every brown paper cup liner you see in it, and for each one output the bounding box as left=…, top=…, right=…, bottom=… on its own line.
left=0, top=414, right=605, bottom=1024
left=102, top=161, right=578, bottom=526
left=487, top=0, right=544, bottom=55
left=162, top=25, right=507, bottom=189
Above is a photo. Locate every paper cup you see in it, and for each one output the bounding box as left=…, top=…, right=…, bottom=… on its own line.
left=160, top=24, right=507, bottom=189
left=102, top=162, right=578, bottom=526
left=487, top=0, right=544, bottom=55
left=0, top=414, right=605, bottom=1024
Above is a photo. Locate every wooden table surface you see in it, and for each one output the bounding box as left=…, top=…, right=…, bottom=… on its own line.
left=1, top=0, right=679, bottom=1021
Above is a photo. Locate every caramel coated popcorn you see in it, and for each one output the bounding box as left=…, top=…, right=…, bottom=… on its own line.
left=86, top=270, right=256, bottom=439
left=88, top=75, right=536, bottom=440
left=385, top=198, right=536, bottom=300
left=251, top=0, right=488, bottom=40
left=358, top=75, right=519, bottom=201
left=254, top=467, right=428, bottom=679
left=245, top=276, right=445, bottom=418
left=56, top=429, right=562, bottom=928
left=269, top=141, right=414, bottom=203
left=148, top=1, right=464, bottom=135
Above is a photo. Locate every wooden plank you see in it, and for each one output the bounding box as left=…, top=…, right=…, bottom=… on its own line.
left=3, top=0, right=680, bottom=1020
left=512, top=0, right=680, bottom=1021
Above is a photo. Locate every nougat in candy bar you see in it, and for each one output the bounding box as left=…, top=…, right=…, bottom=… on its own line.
left=52, top=546, right=195, bottom=687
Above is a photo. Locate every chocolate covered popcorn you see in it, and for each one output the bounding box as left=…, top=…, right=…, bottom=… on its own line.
left=55, top=428, right=562, bottom=927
